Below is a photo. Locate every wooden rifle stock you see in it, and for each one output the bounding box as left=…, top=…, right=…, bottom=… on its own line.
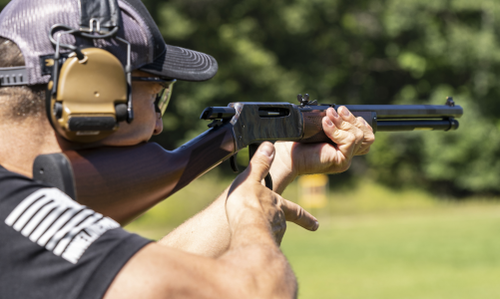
left=33, top=125, right=236, bottom=225
left=33, top=98, right=463, bottom=224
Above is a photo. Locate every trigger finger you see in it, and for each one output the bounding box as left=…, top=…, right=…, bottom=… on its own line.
left=280, top=198, right=319, bottom=231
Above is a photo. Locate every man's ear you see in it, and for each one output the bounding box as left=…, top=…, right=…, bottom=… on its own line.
left=153, top=112, right=163, bottom=135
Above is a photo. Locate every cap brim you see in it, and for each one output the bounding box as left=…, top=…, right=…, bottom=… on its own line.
left=139, top=44, right=218, bottom=82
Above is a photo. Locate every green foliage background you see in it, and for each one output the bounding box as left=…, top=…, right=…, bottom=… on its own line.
left=144, top=0, right=500, bottom=196
left=1, top=0, right=499, bottom=196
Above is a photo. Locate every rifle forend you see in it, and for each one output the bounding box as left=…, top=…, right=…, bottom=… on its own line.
left=32, top=96, right=463, bottom=224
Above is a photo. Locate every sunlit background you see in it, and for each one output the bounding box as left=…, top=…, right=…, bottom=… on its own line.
left=2, top=0, right=499, bottom=297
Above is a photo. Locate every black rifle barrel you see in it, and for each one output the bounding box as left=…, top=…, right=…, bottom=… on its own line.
left=376, top=119, right=459, bottom=131
left=341, top=104, right=463, bottom=119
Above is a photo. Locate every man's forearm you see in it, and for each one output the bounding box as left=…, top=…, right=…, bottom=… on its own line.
left=106, top=212, right=297, bottom=299
left=158, top=164, right=301, bottom=258
left=219, top=221, right=297, bottom=298
left=158, top=189, right=231, bottom=257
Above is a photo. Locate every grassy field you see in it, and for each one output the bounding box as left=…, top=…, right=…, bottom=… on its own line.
left=125, top=172, right=500, bottom=298
left=283, top=206, right=500, bottom=299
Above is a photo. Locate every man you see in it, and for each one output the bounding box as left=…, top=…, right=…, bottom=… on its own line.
left=0, top=0, right=374, bottom=298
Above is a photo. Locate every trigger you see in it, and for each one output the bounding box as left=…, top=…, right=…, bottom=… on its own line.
left=229, top=154, right=239, bottom=173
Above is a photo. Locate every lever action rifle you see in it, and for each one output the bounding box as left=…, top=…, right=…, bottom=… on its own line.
left=33, top=95, right=463, bottom=224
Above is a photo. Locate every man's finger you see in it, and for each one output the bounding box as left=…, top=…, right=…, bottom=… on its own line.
left=247, top=142, right=275, bottom=182
left=280, top=198, right=319, bottom=231
left=337, top=106, right=358, bottom=125
left=352, top=117, right=375, bottom=155
left=322, top=115, right=357, bottom=155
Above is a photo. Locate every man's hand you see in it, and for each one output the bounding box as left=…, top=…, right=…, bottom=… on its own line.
left=160, top=107, right=370, bottom=256
left=226, top=142, right=319, bottom=245
left=271, top=106, right=375, bottom=194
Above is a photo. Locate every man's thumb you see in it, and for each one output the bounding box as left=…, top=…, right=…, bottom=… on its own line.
left=248, top=142, right=275, bottom=182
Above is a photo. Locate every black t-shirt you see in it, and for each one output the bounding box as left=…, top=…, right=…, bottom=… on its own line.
left=0, top=165, right=152, bottom=299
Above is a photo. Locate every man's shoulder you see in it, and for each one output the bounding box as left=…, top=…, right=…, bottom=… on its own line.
left=0, top=163, right=49, bottom=206
left=0, top=164, right=151, bottom=299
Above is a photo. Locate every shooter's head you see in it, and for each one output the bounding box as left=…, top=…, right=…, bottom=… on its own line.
left=0, top=0, right=218, bottom=143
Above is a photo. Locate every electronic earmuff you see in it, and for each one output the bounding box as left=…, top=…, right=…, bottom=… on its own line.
left=45, top=0, right=133, bottom=143
left=47, top=47, right=129, bottom=143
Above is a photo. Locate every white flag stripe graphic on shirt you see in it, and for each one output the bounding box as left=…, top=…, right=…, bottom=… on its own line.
left=12, top=194, right=52, bottom=231
left=21, top=200, right=56, bottom=237
left=37, top=205, right=83, bottom=247
left=45, top=208, right=94, bottom=251
left=52, top=213, right=102, bottom=255
left=29, top=204, right=67, bottom=243
left=5, top=190, right=49, bottom=226
left=61, top=217, right=118, bottom=264
left=5, top=188, right=119, bottom=264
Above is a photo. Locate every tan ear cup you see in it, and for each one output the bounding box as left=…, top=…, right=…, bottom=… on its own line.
left=49, top=48, right=127, bottom=143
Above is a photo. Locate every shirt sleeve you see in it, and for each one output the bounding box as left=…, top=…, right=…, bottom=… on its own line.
left=0, top=165, right=152, bottom=299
